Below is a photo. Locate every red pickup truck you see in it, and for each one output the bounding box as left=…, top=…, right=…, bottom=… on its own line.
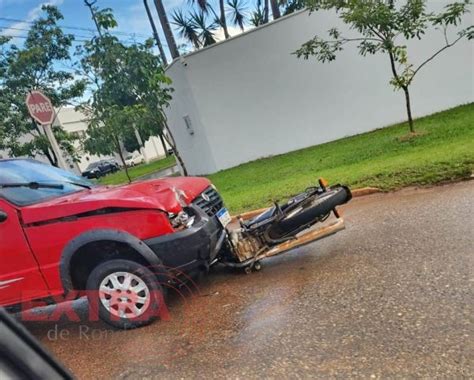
left=0, top=159, right=228, bottom=328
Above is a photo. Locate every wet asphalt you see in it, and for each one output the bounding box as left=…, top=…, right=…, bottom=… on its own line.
left=20, top=181, right=473, bottom=379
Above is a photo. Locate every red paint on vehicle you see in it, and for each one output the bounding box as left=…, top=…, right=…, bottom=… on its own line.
left=0, top=176, right=211, bottom=307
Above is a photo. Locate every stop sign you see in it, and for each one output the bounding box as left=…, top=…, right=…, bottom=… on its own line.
left=26, top=90, right=55, bottom=125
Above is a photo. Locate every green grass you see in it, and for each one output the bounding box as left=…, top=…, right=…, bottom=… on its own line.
left=98, top=155, right=176, bottom=185
left=208, top=104, right=474, bottom=214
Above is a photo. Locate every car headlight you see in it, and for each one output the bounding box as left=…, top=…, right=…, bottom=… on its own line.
left=169, top=210, right=195, bottom=229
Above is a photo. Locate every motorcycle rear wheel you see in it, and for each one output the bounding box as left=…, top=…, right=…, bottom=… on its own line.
left=265, top=186, right=351, bottom=242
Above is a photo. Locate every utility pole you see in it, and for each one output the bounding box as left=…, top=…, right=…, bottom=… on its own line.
left=153, top=0, right=179, bottom=59
left=143, top=0, right=168, bottom=66
left=84, top=0, right=103, bottom=37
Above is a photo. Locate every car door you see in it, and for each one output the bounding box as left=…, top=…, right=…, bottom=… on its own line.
left=99, top=162, right=109, bottom=175
left=104, top=162, right=113, bottom=173
left=0, top=199, right=49, bottom=306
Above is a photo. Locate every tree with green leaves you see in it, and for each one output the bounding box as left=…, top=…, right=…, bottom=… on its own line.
left=227, top=0, right=248, bottom=31
left=0, top=5, right=85, bottom=166
left=295, top=0, right=474, bottom=133
left=79, top=7, right=187, bottom=179
left=172, top=9, right=219, bottom=48
left=192, top=10, right=220, bottom=46
left=171, top=0, right=306, bottom=50
left=250, top=0, right=267, bottom=26
left=282, top=0, right=306, bottom=15
left=172, top=9, right=202, bottom=49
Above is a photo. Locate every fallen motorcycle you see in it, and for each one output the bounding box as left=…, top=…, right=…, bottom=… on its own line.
left=219, top=178, right=352, bottom=272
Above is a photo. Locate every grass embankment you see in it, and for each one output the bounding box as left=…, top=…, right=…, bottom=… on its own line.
left=98, top=155, right=176, bottom=185
left=208, top=104, right=474, bottom=214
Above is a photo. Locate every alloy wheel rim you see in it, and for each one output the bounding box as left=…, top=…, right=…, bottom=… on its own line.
left=98, top=271, right=151, bottom=319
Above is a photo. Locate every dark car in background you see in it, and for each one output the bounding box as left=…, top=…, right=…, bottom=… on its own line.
left=82, top=159, right=119, bottom=179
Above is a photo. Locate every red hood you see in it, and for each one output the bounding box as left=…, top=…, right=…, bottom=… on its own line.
left=20, top=176, right=211, bottom=224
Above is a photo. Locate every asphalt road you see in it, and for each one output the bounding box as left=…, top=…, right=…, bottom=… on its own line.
left=21, top=181, right=473, bottom=379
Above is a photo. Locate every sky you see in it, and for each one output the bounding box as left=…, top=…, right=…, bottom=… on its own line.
left=0, top=0, right=248, bottom=62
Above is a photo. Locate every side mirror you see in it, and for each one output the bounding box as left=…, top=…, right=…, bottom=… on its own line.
left=0, top=211, right=8, bottom=223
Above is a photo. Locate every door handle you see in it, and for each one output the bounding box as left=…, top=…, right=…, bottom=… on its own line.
left=0, top=211, right=7, bottom=223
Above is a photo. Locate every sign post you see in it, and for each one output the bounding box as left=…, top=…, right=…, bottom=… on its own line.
left=25, top=90, right=68, bottom=170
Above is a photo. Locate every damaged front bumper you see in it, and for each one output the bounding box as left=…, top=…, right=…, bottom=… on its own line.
left=144, top=205, right=226, bottom=274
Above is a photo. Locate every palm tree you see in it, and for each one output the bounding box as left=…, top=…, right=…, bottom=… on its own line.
left=270, top=0, right=281, bottom=19
left=282, top=0, right=305, bottom=15
left=172, top=9, right=201, bottom=49
left=191, top=11, right=218, bottom=46
left=189, top=0, right=230, bottom=40
left=153, top=0, right=179, bottom=58
left=218, top=0, right=231, bottom=39
left=227, top=0, right=247, bottom=31
left=250, top=0, right=266, bottom=26
left=263, top=0, right=269, bottom=23
left=143, top=0, right=168, bottom=65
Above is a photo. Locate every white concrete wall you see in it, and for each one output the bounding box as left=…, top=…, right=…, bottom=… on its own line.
left=165, top=3, right=474, bottom=175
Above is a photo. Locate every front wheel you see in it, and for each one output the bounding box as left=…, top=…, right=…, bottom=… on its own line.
left=86, top=259, right=165, bottom=329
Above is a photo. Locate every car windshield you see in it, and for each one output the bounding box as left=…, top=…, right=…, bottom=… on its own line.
left=0, top=160, right=95, bottom=206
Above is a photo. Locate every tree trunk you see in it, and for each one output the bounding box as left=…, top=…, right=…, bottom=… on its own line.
left=153, top=0, right=180, bottom=59
left=158, top=133, right=169, bottom=157
left=387, top=51, right=415, bottom=133
left=218, top=0, right=230, bottom=39
left=84, top=0, right=103, bottom=37
left=114, top=135, right=132, bottom=183
left=161, top=122, right=188, bottom=176
left=402, top=86, right=415, bottom=133
left=263, top=0, right=269, bottom=23
left=270, top=0, right=280, bottom=19
left=143, top=0, right=168, bottom=65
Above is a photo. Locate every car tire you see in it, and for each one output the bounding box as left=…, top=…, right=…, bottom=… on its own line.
left=86, top=259, right=165, bottom=329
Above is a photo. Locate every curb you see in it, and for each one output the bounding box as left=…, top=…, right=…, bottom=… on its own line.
left=351, top=187, right=381, bottom=197
left=231, top=186, right=381, bottom=222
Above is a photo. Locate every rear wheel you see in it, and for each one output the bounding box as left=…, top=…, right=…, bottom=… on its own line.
left=266, top=186, right=350, bottom=241
left=86, top=259, right=165, bottom=329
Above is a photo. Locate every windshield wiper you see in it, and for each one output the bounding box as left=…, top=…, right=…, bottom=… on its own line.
left=65, top=181, right=92, bottom=190
left=0, top=182, right=64, bottom=190
left=0, top=181, right=92, bottom=190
